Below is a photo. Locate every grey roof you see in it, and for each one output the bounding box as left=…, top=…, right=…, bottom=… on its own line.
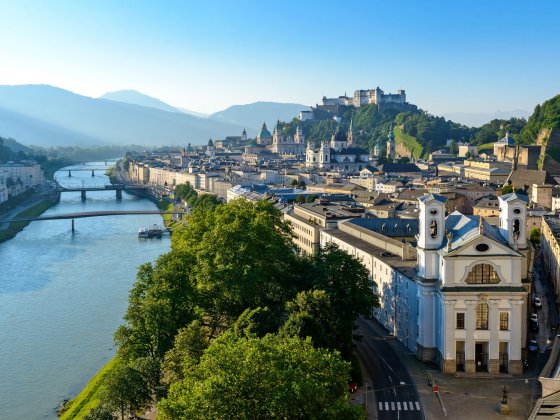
left=442, top=212, right=507, bottom=253
left=349, top=218, right=419, bottom=237
left=499, top=192, right=529, bottom=203
left=418, top=193, right=448, bottom=204
left=379, top=163, right=422, bottom=173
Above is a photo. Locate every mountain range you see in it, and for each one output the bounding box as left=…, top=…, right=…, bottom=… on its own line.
left=0, top=85, right=308, bottom=147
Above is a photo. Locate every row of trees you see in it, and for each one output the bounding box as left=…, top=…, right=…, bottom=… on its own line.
left=90, top=198, right=376, bottom=418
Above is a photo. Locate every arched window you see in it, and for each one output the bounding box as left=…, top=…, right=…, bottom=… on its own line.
left=476, top=302, right=489, bottom=330
left=465, top=264, right=501, bottom=284
left=513, top=219, right=520, bottom=239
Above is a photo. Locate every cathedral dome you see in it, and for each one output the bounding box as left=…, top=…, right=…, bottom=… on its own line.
left=256, top=122, right=272, bottom=141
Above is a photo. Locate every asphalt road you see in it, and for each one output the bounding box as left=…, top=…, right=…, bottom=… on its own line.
left=357, top=318, right=423, bottom=420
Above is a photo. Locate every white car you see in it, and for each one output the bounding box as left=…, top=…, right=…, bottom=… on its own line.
left=531, top=313, right=538, bottom=322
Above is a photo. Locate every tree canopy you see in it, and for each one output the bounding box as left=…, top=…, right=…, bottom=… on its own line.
left=158, top=333, right=364, bottom=420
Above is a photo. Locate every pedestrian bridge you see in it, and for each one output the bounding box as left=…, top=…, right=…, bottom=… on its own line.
left=56, top=184, right=151, bottom=200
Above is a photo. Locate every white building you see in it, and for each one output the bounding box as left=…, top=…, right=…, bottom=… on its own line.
left=415, top=193, right=528, bottom=374
left=0, top=175, right=8, bottom=203
left=0, top=161, right=44, bottom=193
left=320, top=192, right=530, bottom=375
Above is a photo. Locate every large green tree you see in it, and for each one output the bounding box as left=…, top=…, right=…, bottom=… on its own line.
left=158, top=333, right=364, bottom=420
left=100, top=363, right=152, bottom=420
left=171, top=199, right=302, bottom=329
left=114, top=250, right=198, bottom=362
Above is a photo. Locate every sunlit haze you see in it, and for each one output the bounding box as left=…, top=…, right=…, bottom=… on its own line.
left=1, top=0, right=559, bottom=115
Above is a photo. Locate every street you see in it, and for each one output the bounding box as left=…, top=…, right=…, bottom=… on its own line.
left=356, top=317, right=423, bottom=420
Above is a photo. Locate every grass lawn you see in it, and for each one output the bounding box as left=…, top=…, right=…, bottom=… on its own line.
left=477, top=142, right=495, bottom=152
left=59, top=358, right=117, bottom=419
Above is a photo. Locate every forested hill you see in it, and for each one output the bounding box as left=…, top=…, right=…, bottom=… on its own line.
left=276, top=104, right=529, bottom=158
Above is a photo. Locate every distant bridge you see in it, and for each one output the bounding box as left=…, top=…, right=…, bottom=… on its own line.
left=55, top=184, right=152, bottom=200
left=62, top=167, right=113, bottom=177
left=0, top=210, right=187, bottom=232
left=0, top=210, right=186, bottom=223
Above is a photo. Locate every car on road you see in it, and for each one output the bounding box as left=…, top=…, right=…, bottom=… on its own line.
left=528, top=339, right=538, bottom=352
left=531, top=313, right=539, bottom=322
left=530, top=319, right=539, bottom=333
left=534, top=297, right=542, bottom=309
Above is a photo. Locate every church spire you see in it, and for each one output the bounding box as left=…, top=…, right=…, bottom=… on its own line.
left=347, top=115, right=354, bottom=146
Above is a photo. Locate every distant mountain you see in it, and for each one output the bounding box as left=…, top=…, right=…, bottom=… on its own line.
left=100, top=90, right=182, bottom=114
left=0, top=85, right=246, bottom=147
left=0, top=135, right=32, bottom=153
left=210, top=101, right=309, bottom=132
left=442, top=109, right=531, bottom=127
left=176, top=107, right=210, bottom=119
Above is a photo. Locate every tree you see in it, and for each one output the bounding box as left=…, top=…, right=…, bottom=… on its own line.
left=162, top=320, right=209, bottom=384
left=100, top=363, right=151, bottom=420
left=158, top=333, right=364, bottom=420
left=290, top=179, right=299, bottom=186
left=280, top=290, right=338, bottom=349
left=233, top=306, right=281, bottom=338
left=308, top=243, right=378, bottom=355
left=83, top=404, right=114, bottom=420
left=530, top=228, right=542, bottom=244
left=449, top=139, right=457, bottom=154
left=171, top=199, right=301, bottom=329
left=114, top=250, right=198, bottom=362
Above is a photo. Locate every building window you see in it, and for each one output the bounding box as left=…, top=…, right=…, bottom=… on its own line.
left=465, top=264, right=501, bottom=284
left=500, top=312, right=509, bottom=331
left=456, top=313, right=465, bottom=329
left=476, top=303, right=489, bottom=330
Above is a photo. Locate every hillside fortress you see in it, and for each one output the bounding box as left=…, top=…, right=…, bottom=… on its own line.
left=303, top=86, right=417, bottom=121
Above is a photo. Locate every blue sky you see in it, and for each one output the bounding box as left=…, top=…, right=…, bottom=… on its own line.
left=0, top=0, right=559, bottom=115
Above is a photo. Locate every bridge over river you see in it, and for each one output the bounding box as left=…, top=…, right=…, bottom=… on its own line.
left=55, top=184, right=152, bottom=200
left=0, top=210, right=187, bottom=232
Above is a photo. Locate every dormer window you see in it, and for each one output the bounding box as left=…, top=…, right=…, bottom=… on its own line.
left=465, top=263, right=501, bottom=284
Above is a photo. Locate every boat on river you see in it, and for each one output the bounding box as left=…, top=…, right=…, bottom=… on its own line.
left=138, top=224, right=163, bottom=239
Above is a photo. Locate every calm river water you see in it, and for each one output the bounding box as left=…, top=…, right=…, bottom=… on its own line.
left=0, top=163, right=170, bottom=419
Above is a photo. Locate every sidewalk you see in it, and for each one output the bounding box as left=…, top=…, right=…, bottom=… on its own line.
left=360, top=318, right=534, bottom=419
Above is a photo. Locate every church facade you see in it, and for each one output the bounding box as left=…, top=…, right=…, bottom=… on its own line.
left=416, top=192, right=529, bottom=374
left=305, top=121, right=370, bottom=171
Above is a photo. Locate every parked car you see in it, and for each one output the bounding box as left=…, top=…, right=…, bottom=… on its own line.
left=528, top=339, right=538, bottom=352
left=531, top=313, right=539, bottom=322
left=534, top=297, right=542, bottom=309
left=530, top=319, right=539, bottom=333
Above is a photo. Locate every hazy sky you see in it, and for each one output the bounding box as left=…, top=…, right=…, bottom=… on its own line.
left=0, top=0, right=559, bottom=115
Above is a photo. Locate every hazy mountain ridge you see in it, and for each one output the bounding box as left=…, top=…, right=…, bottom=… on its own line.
left=210, top=101, right=309, bottom=132
left=0, top=85, right=246, bottom=147
left=100, top=90, right=182, bottom=114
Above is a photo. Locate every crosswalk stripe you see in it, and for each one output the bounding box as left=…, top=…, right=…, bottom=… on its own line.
left=377, top=401, right=421, bottom=411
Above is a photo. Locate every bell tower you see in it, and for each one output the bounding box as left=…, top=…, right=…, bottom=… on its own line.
left=499, top=192, right=528, bottom=249
left=417, top=194, right=447, bottom=279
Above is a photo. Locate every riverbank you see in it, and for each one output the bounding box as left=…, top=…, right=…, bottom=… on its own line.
left=0, top=198, right=58, bottom=244
left=58, top=358, right=117, bottom=419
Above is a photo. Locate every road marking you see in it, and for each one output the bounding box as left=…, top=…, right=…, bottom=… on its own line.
left=377, top=401, right=421, bottom=411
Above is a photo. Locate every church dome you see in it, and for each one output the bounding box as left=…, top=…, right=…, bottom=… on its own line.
left=256, top=122, right=272, bottom=141
left=208, top=138, right=214, bottom=147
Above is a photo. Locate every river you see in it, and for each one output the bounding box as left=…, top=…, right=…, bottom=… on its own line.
left=0, top=163, right=170, bottom=419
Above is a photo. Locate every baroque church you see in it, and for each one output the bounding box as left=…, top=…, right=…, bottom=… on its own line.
left=254, top=121, right=306, bottom=156
left=415, top=192, right=529, bottom=374
left=305, top=120, right=370, bottom=171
